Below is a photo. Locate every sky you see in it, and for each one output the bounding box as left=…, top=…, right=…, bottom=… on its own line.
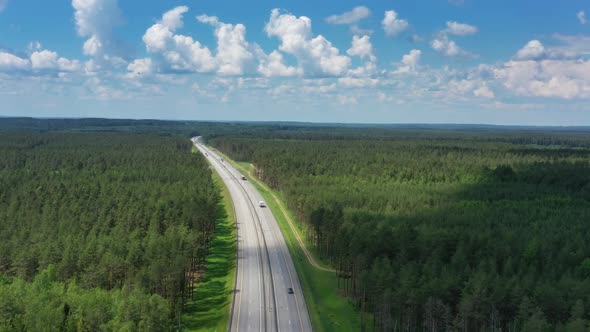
left=0, top=0, right=589, bottom=125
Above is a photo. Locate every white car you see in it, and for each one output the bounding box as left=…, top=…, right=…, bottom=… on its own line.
left=258, top=201, right=266, bottom=208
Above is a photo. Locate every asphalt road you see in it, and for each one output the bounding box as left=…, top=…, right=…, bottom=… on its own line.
left=192, top=137, right=312, bottom=332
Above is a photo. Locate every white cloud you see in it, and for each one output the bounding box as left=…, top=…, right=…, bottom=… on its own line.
left=515, top=40, right=545, bottom=60
left=347, top=35, right=375, bottom=61
left=196, top=15, right=254, bottom=75
left=394, top=49, right=421, bottom=74
left=578, top=11, right=587, bottom=25
left=265, top=9, right=351, bottom=76
left=30, top=50, right=80, bottom=71
left=257, top=49, right=302, bottom=77
left=0, top=51, right=30, bottom=71
left=346, top=35, right=378, bottom=77
left=143, top=24, right=173, bottom=53
left=143, top=7, right=216, bottom=73
left=445, top=21, right=478, bottom=36
left=514, top=37, right=590, bottom=61
left=382, top=10, right=409, bottom=37
left=72, top=0, right=123, bottom=57
left=431, top=34, right=471, bottom=57
left=162, top=6, right=189, bottom=30
left=326, top=6, right=370, bottom=25
left=494, top=59, right=590, bottom=99
left=402, top=49, right=421, bottom=68
left=0, top=49, right=81, bottom=74
left=473, top=85, right=495, bottom=98
left=82, top=35, right=102, bottom=57
left=127, top=58, right=154, bottom=76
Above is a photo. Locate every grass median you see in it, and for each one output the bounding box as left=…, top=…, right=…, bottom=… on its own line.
left=182, top=162, right=237, bottom=332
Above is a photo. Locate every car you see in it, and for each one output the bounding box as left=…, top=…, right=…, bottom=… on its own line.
left=288, top=288, right=294, bottom=294
left=241, top=175, right=247, bottom=180
left=258, top=201, right=266, bottom=208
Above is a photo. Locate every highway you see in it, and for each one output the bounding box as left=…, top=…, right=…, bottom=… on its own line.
left=191, top=137, right=312, bottom=332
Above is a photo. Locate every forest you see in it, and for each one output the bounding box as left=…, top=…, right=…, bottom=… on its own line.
left=206, top=125, right=590, bottom=332
left=0, top=129, right=220, bottom=330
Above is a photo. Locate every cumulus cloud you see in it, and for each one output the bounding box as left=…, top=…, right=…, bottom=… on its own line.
left=257, top=49, right=302, bottom=77
left=382, top=10, right=409, bottom=37
left=30, top=50, right=80, bottom=71
left=431, top=34, right=472, bottom=57
left=265, top=9, right=350, bottom=76
left=578, top=11, right=587, bottom=25
left=346, top=35, right=378, bottom=76
left=347, top=35, right=375, bottom=61
left=431, top=21, right=477, bottom=58
left=326, top=6, right=370, bottom=25
left=473, top=85, right=495, bottom=98
left=445, top=21, right=478, bottom=36
left=0, top=51, right=30, bottom=71
left=127, top=58, right=154, bottom=76
left=513, top=37, right=590, bottom=61
left=162, top=6, right=189, bottom=30
left=72, top=0, right=123, bottom=57
left=196, top=14, right=254, bottom=75
left=394, top=49, right=421, bottom=74
left=0, top=48, right=81, bottom=74
left=515, top=40, right=545, bottom=60
left=143, top=6, right=216, bottom=73
left=494, top=59, right=590, bottom=99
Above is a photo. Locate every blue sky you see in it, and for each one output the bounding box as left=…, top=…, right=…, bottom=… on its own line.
left=0, top=0, right=589, bottom=125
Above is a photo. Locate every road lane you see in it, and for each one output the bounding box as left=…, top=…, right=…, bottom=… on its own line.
left=192, top=137, right=312, bottom=332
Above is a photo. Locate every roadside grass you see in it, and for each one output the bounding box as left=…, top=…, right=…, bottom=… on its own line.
left=181, top=164, right=237, bottom=332
left=216, top=151, right=361, bottom=332
left=235, top=162, right=334, bottom=271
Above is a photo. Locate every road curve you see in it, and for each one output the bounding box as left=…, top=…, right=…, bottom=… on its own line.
left=192, top=137, right=312, bottom=332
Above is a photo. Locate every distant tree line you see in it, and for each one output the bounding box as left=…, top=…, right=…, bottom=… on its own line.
left=208, top=127, right=590, bottom=332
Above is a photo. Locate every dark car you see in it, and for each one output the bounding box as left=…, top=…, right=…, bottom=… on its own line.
left=288, top=288, right=294, bottom=294
left=241, top=175, right=247, bottom=180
